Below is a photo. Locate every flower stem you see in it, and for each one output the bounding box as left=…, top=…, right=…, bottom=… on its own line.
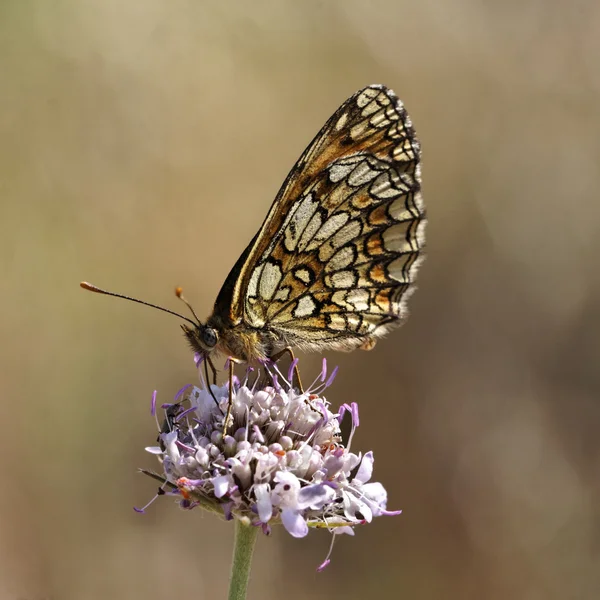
left=228, top=520, right=258, bottom=600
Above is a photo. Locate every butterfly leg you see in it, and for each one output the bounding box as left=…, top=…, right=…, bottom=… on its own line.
left=206, top=355, right=218, bottom=385
left=269, top=347, right=304, bottom=393
left=203, top=357, right=222, bottom=409
left=223, top=357, right=242, bottom=435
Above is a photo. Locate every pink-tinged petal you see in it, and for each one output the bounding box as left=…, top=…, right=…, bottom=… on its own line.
left=145, top=446, right=163, bottom=455
left=342, top=452, right=361, bottom=473
left=151, top=390, right=157, bottom=416
left=323, top=452, right=346, bottom=478
left=354, top=451, right=374, bottom=484
left=381, top=509, right=403, bottom=517
left=297, top=484, right=336, bottom=510
left=213, top=475, right=230, bottom=498
left=281, top=508, right=308, bottom=538
left=362, top=481, right=387, bottom=505
left=254, top=483, right=273, bottom=522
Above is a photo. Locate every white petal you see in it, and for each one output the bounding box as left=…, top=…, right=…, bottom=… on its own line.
left=354, top=451, right=374, bottom=484
left=343, top=491, right=373, bottom=523
left=273, top=471, right=300, bottom=489
left=254, top=483, right=273, bottom=522
left=145, top=446, right=163, bottom=455
left=362, top=482, right=387, bottom=504
left=213, top=475, right=230, bottom=498
left=281, top=509, right=308, bottom=538
left=163, top=431, right=180, bottom=462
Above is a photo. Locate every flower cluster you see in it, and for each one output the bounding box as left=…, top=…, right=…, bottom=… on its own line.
left=138, top=358, right=400, bottom=570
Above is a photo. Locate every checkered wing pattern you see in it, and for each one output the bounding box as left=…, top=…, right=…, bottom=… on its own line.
left=215, top=85, right=425, bottom=353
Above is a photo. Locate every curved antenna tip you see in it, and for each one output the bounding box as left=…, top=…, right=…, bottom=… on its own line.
left=80, top=281, right=102, bottom=293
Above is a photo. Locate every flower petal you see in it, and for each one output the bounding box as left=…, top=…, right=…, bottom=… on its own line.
left=297, top=484, right=336, bottom=510
left=281, top=508, right=308, bottom=538
left=213, top=475, right=230, bottom=498
left=333, top=526, right=355, bottom=536
left=343, top=491, right=373, bottom=523
left=273, top=471, right=300, bottom=489
left=354, top=451, right=374, bottom=484
left=254, top=483, right=273, bottom=522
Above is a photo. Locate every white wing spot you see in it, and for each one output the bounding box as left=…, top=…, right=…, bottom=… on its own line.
left=293, top=295, right=317, bottom=318
left=370, top=171, right=406, bottom=199
left=297, top=212, right=323, bottom=251
left=248, top=268, right=260, bottom=298
left=388, top=255, right=413, bottom=282
left=382, top=222, right=412, bottom=253
left=357, top=88, right=380, bottom=108
left=284, top=194, right=318, bottom=252
left=294, top=268, right=312, bottom=284
left=331, top=290, right=348, bottom=308
left=335, top=112, right=349, bottom=131
left=274, top=287, right=291, bottom=302
left=347, top=160, right=380, bottom=187
left=259, top=262, right=283, bottom=301
left=389, top=195, right=414, bottom=222
left=332, top=220, right=361, bottom=249
left=327, top=270, right=356, bottom=289
left=310, top=212, right=349, bottom=248
left=327, top=314, right=346, bottom=331
left=329, top=156, right=362, bottom=183
left=326, top=246, right=355, bottom=272
left=346, top=288, right=370, bottom=311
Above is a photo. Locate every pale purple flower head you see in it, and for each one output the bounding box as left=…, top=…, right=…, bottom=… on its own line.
left=139, top=358, right=401, bottom=570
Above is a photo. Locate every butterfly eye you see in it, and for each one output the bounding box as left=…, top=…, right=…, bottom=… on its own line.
left=201, top=327, right=218, bottom=349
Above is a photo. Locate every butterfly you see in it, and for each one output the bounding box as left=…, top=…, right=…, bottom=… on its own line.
left=82, top=84, right=425, bottom=378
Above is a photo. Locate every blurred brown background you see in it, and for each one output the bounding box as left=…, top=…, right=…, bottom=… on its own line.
left=2, top=1, right=600, bottom=599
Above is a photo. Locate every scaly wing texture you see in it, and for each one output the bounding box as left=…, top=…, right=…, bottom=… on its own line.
left=215, top=85, right=425, bottom=352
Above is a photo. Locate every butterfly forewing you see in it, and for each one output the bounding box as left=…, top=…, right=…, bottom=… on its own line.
left=213, top=85, right=425, bottom=355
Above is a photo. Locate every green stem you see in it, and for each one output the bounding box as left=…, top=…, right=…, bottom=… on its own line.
left=228, top=520, right=258, bottom=600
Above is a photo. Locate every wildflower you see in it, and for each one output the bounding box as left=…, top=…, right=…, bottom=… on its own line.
left=139, top=358, right=401, bottom=570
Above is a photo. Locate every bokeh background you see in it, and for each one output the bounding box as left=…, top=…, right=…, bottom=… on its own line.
left=2, top=1, right=600, bottom=599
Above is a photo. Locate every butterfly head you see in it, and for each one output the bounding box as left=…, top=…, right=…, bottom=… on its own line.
left=181, top=323, right=219, bottom=356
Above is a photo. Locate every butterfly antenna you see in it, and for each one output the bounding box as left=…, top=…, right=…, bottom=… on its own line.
left=80, top=282, right=197, bottom=327
left=175, top=287, right=202, bottom=325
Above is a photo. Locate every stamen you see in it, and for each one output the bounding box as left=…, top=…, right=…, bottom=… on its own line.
left=174, top=384, right=192, bottom=403
left=317, top=534, right=337, bottom=572
left=320, top=357, right=328, bottom=382
left=150, top=390, right=158, bottom=417
left=287, top=358, right=299, bottom=384
left=133, top=492, right=161, bottom=514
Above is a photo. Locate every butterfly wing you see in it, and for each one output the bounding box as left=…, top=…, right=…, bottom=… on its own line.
left=213, top=84, right=425, bottom=353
